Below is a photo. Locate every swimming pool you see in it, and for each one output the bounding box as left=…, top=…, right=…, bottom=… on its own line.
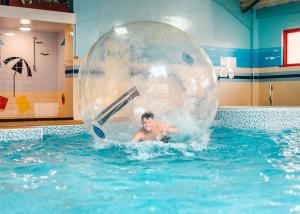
left=0, top=107, right=300, bottom=213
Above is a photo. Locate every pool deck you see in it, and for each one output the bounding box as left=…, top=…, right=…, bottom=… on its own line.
left=0, top=120, right=83, bottom=129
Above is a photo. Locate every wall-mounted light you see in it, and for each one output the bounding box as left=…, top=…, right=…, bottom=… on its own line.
left=4, top=32, right=15, bottom=36
left=19, top=26, right=31, bottom=31
left=20, top=19, right=31, bottom=25
left=19, top=19, right=32, bottom=32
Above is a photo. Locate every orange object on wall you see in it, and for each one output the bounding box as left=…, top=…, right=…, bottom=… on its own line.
left=0, top=96, right=8, bottom=111
left=16, top=96, right=30, bottom=113
left=62, top=94, right=65, bottom=105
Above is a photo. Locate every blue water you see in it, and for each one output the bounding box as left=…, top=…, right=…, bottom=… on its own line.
left=0, top=126, right=300, bottom=213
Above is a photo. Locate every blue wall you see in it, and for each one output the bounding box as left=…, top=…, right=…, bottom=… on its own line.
left=74, top=0, right=300, bottom=69
left=257, top=2, right=300, bottom=48
left=254, top=2, right=300, bottom=67
left=74, top=0, right=252, bottom=59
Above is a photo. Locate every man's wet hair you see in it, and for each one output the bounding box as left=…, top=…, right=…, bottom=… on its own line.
left=141, top=112, right=154, bottom=120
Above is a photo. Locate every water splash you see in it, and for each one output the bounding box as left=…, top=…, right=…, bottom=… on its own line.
left=93, top=132, right=211, bottom=160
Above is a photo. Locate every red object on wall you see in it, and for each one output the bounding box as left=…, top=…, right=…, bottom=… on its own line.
left=0, top=96, right=8, bottom=111
left=8, top=0, right=70, bottom=12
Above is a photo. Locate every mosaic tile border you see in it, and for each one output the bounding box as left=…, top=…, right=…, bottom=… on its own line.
left=1, top=107, right=300, bottom=141
left=43, top=125, right=86, bottom=136
left=0, top=128, right=43, bottom=142
left=0, top=125, right=86, bottom=142
left=215, top=107, right=300, bottom=130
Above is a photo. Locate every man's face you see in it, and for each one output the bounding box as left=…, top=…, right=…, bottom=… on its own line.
left=142, top=118, right=153, bottom=132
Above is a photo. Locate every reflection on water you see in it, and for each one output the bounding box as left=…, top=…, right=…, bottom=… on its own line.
left=270, top=129, right=300, bottom=210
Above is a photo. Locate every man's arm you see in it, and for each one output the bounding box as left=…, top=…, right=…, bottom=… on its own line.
left=160, top=122, right=179, bottom=134
left=131, top=131, right=142, bottom=142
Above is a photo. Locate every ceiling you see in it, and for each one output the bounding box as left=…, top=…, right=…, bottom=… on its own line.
left=240, top=0, right=300, bottom=10
left=0, top=16, right=67, bottom=33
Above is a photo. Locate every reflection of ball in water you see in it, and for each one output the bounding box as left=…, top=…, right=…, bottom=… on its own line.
left=78, top=21, right=218, bottom=140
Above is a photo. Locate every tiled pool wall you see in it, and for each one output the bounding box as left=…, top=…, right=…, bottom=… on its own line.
left=216, top=107, right=300, bottom=130
left=0, top=125, right=86, bottom=142
left=1, top=107, right=300, bottom=142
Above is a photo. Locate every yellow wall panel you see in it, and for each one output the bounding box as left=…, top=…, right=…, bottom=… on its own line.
left=257, top=81, right=300, bottom=106
left=0, top=91, right=73, bottom=119
left=218, top=82, right=252, bottom=106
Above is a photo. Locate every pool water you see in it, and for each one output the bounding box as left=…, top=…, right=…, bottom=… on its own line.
left=0, top=126, right=300, bottom=213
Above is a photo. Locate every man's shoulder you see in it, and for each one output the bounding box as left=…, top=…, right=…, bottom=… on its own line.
left=135, top=128, right=146, bottom=136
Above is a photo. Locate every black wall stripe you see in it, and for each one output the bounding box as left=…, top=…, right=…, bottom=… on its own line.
left=67, top=69, right=300, bottom=80
left=220, top=74, right=300, bottom=80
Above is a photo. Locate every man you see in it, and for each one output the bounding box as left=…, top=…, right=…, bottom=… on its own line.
left=131, top=112, right=179, bottom=142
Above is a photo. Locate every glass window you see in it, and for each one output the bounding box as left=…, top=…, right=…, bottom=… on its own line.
left=283, top=28, right=300, bottom=66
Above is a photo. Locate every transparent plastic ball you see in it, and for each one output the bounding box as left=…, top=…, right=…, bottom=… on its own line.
left=78, top=21, right=218, bottom=141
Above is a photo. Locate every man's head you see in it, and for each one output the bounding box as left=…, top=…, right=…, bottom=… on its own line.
left=141, top=112, right=154, bottom=132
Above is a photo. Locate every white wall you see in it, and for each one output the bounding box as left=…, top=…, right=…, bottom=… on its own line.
left=0, top=28, right=64, bottom=92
